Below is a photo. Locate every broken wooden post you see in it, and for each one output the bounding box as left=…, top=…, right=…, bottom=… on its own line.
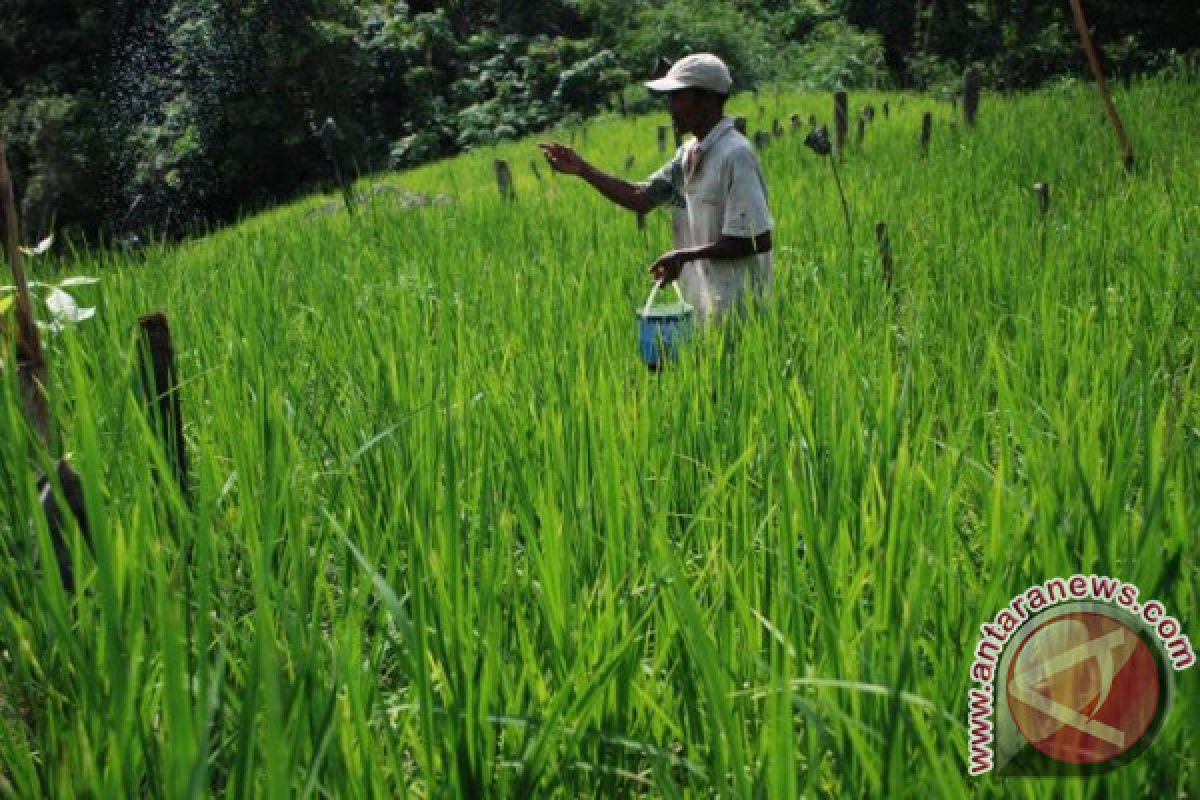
left=138, top=313, right=189, bottom=501
left=657, top=125, right=668, bottom=154
left=1068, top=0, right=1135, bottom=172
left=876, top=222, right=894, bottom=290
left=920, top=112, right=932, bottom=155
left=857, top=116, right=865, bottom=143
left=493, top=159, right=515, bottom=201
left=772, top=118, right=783, bottom=138
left=790, top=114, right=801, bottom=132
left=834, top=91, right=848, bottom=154
left=734, top=117, right=748, bottom=136
left=753, top=131, right=771, bottom=151
left=863, top=105, right=875, bottom=123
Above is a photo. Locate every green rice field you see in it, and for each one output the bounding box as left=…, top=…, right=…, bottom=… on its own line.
left=1, top=71, right=1198, bottom=797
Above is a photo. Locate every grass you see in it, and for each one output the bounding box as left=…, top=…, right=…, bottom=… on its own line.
left=1, top=69, right=1197, bottom=798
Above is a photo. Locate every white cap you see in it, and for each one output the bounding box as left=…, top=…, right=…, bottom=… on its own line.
left=644, top=53, right=732, bottom=95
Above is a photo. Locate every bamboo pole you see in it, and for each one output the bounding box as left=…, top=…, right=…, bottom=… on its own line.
left=1068, top=0, right=1135, bottom=172
left=0, top=139, right=51, bottom=447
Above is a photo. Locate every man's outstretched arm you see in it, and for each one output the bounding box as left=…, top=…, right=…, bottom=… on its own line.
left=538, top=142, right=656, bottom=214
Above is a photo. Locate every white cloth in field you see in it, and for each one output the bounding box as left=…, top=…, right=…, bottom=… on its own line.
left=641, top=116, right=774, bottom=320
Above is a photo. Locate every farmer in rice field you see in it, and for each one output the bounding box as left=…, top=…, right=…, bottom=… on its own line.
left=539, top=53, right=774, bottom=324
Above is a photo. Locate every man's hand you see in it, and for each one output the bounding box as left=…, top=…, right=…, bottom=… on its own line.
left=538, top=142, right=587, bottom=176
left=648, top=249, right=690, bottom=285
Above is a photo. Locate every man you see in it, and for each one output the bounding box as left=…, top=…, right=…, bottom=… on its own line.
left=539, top=53, right=774, bottom=323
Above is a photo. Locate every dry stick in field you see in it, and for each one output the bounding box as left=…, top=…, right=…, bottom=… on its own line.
left=963, top=65, right=982, bottom=127
left=138, top=313, right=190, bottom=503
left=1068, top=0, right=1135, bottom=172
left=529, top=159, right=542, bottom=182
left=920, top=112, right=933, bottom=155
left=876, top=222, right=894, bottom=290
left=834, top=91, right=848, bottom=155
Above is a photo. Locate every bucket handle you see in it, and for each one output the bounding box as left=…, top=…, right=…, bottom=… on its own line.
left=641, top=279, right=686, bottom=316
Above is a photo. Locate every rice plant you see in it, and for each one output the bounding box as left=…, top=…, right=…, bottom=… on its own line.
left=1, top=74, right=1196, bottom=798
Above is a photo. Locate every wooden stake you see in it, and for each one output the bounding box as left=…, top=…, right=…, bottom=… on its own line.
left=834, top=91, right=848, bottom=154
left=1068, top=0, right=1135, bottom=171
left=138, top=312, right=190, bottom=500
left=753, top=131, right=771, bottom=151
left=493, top=159, right=515, bottom=201
left=920, top=112, right=933, bottom=155
left=529, top=159, right=542, bottom=182
left=734, top=117, right=748, bottom=136
left=1034, top=181, right=1051, bottom=216
left=876, top=222, right=894, bottom=290
left=963, top=65, right=981, bottom=127
left=657, top=125, right=668, bottom=154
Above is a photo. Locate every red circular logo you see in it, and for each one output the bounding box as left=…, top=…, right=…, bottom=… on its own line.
left=1006, top=611, right=1160, bottom=764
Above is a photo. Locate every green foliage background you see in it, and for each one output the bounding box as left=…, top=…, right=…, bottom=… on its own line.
left=1, top=0, right=1196, bottom=240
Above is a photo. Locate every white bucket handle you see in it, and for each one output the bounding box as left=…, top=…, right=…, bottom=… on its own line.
left=641, top=279, right=686, bottom=316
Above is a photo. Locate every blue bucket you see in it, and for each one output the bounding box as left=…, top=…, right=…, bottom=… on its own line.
left=637, top=281, right=694, bottom=370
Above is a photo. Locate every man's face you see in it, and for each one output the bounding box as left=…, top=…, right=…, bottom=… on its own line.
left=666, top=89, right=703, bottom=135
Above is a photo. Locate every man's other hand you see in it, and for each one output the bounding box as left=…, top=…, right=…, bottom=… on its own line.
left=648, top=250, right=689, bottom=284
